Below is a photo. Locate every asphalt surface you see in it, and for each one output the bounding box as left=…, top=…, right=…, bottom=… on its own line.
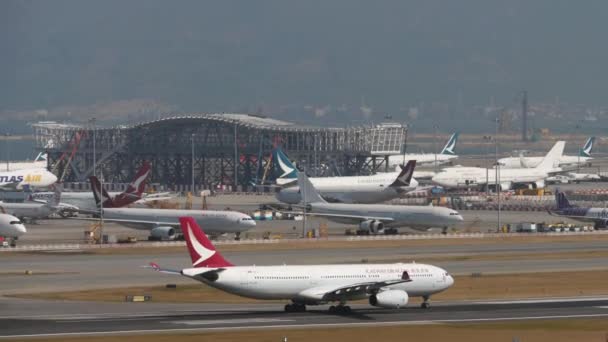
left=2, top=297, right=608, bottom=338
left=2, top=239, right=608, bottom=294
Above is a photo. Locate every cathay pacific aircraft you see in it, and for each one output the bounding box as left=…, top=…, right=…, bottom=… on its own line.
left=274, top=148, right=419, bottom=204
left=499, top=137, right=595, bottom=168
left=148, top=217, right=454, bottom=313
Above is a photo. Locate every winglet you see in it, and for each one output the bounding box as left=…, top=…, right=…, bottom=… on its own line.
left=180, top=217, right=234, bottom=268
left=296, top=171, right=327, bottom=204
left=390, top=160, right=416, bottom=187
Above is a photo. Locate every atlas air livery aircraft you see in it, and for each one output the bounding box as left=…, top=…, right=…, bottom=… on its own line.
left=291, top=170, right=462, bottom=234
left=0, top=168, right=57, bottom=191
left=432, top=141, right=565, bottom=190
left=499, top=137, right=595, bottom=168
left=387, top=133, right=459, bottom=169
left=273, top=148, right=419, bottom=204
left=148, top=217, right=454, bottom=313
left=549, top=189, right=608, bottom=229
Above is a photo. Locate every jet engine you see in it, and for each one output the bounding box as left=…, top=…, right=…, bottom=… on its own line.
left=359, top=220, right=383, bottom=234
left=149, top=226, right=176, bottom=241
left=369, top=289, right=409, bottom=309
left=500, top=182, right=512, bottom=191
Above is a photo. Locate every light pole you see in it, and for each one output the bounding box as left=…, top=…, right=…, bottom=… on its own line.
left=89, top=118, right=97, bottom=179
left=483, top=135, right=492, bottom=196
left=433, top=125, right=438, bottom=173
left=495, top=116, right=501, bottom=232
left=191, top=134, right=195, bottom=194
left=4, top=132, right=10, bottom=172
left=234, top=123, right=238, bottom=191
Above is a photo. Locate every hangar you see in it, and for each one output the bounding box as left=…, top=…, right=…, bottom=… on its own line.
left=33, top=114, right=407, bottom=191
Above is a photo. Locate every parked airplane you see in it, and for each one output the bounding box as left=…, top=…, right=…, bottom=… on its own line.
left=549, top=189, right=608, bottom=228
left=275, top=155, right=419, bottom=204
left=5, top=152, right=48, bottom=172
left=148, top=217, right=454, bottom=313
left=291, top=171, right=462, bottom=234
left=387, top=133, right=459, bottom=169
left=432, top=141, right=565, bottom=190
left=0, top=184, right=63, bottom=221
left=32, top=162, right=158, bottom=211
left=498, top=137, right=595, bottom=168
left=0, top=213, right=26, bottom=246
left=0, top=168, right=57, bottom=191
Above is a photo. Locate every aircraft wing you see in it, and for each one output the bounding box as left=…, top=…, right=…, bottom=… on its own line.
left=135, top=196, right=174, bottom=204
left=71, top=216, right=180, bottom=227
left=547, top=211, right=599, bottom=223
left=297, top=212, right=395, bottom=222
left=297, top=278, right=412, bottom=302
left=0, top=181, right=21, bottom=191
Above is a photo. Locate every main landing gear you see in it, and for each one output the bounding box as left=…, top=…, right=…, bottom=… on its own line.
left=421, top=295, right=431, bottom=309
left=284, top=303, right=306, bottom=312
left=329, top=304, right=352, bottom=314
left=234, top=232, right=241, bottom=241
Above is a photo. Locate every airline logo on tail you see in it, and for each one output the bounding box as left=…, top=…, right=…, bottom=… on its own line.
left=89, top=161, right=151, bottom=208
left=390, top=160, right=416, bottom=187
left=554, top=189, right=572, bottom=209
left=580, top=137, right=595, bottom=157
left=115, top=162, right=151, bottom=203
left=180, top=217, right=233, bottom=268
left=440, top=133, right=459, bottom=156
left=274, top=148, right=297, bottom=179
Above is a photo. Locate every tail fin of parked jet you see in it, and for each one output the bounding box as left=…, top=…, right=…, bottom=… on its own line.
left=580, top=137, right=595, bottom=157
left=180, top=217, right=234, bottom=268
left=89, top=176, right=112, bottom=209
left=390, top=160, right=416, bottom=187
left=273, top=148, right=297, bottom=179
left=554, top=189, right=573, bottom=209
left=440, top=133, right=459, bottom=156
left=111, top=162, right=151, bottom=206
left=296, top=171, right=327, bottom=204
left=536, top=141, right=565, bottom=170
left=123, top=161, right=151, bottom=198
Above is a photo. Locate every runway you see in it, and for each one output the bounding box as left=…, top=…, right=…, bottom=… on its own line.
left=2, top=297, right=608, bottom=338
left=3, top=239, right=608, bottom=294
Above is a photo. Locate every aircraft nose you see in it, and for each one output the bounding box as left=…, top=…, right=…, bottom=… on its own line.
left=49, top=173, right=58, bottom=184
left=447, top=275, right=454, bottom=287
left=16, top=224, right=27, bottom=236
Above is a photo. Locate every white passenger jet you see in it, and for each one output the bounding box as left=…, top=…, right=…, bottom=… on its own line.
left=0, top=213, right=27, bottom=246
left=148, top=217, right=454, bottom=313
left=0, top=168, right=57, bottom=191
left=432, top=141, right=565, bottom=190
left=291, top=171, right=462, bottom=234
left=387, top=132, right=459, bottom=168
left=275, top=158, right=419, bottom=204
left=499, top=137, right=595, bottom=168
left=0, top=184, right=63, bottom=221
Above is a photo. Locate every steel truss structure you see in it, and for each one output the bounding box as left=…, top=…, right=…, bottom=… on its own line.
left=33, top=114, right=407, bottom=191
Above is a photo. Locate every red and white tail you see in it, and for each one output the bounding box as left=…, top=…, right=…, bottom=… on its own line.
left=124, top=161, right=151, bottom=197
left=180, top=217, right=233, bottom=268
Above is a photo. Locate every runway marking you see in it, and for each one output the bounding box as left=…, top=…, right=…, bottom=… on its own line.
left=165, top=318, right=294, bottom=325
left=2, top=313, right=608, bottom=339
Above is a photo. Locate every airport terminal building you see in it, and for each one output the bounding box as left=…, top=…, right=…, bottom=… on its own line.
left=33, top=114, right=407, bottom=191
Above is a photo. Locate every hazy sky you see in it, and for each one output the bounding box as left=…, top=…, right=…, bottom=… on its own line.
left=2, top=0, right=608, bottom=112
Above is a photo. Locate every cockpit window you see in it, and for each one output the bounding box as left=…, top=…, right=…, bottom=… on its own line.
left=9, top=221, right=22, bottom=225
